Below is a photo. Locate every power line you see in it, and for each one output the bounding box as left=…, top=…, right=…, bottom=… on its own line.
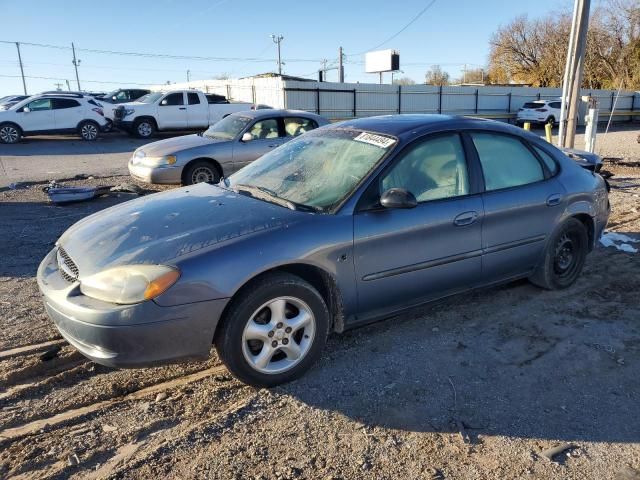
left=0, top=40, right=322, bottom=63
left=348, top=0, right=438, bottom=56
left=0, top=73, right=150, bottom=86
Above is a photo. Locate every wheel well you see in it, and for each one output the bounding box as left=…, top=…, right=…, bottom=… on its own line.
left=0, top=122, right=23, bottom=134
left=133, top=116, right=157, bottom=128
left=181, top=157, right=223, bottom=184
left=572, top=213, right=595, bottom=251
left=213, top=263, right=345, bottom=344
left=76, top=119, right=99, bottom=130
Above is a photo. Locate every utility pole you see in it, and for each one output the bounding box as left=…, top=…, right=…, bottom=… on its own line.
left=65, top=79, right=71, bottom=91
left=71, top=42, right=81, bottom=91
left=187, top=69, right=191, bottom=83
left=15, top=42, right=27, bottom=95
left=338, top=46, right=344, bottom=83
left=270, top=34, right=284, bottom=75
left=558, top=0, right=591, bottom=148
left=53, top=82, right=63, bottom=91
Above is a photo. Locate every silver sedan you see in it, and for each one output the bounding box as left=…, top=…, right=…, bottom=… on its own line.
left=128, top=109, right=328, bottom=185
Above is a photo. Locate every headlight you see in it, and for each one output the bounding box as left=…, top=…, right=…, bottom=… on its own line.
left=124, top=108, right=135, bottom=116
left=140, top=155, right=177, bottom=167
left=80, top=265, right=180, bottom=304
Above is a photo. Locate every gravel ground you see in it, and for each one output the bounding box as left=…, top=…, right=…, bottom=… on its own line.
left=0, top=125, right=639, bottom=480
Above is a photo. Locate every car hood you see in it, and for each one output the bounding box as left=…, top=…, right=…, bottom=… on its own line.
left=560, top=147, right=602, bottom=171
left=138, top=134, right=227, bottom=156
left=57, top=183, right=300, bottom=277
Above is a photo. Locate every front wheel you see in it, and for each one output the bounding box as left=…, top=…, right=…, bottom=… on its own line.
left=79, top=121, right=100, bottom=141
left=529, top=218, right=588, bottom=290
left=183, top=160, right=220, bottom=185
left=0, top=123, right=21, bottom=144
left=133, top=119, right=155, bottom=139
left=215, top=273, right=330, bottom=387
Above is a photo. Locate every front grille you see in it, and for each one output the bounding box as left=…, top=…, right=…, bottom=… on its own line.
left=57, top=247, right=79, bottom=283
left=113, top=107, right=125, bottom=120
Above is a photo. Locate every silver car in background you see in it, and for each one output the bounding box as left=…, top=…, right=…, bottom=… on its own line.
left=128, top=109, right=328, bottom=185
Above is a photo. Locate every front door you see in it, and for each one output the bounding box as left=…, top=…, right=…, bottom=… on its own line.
left=466, top=131, right=566, bottom=282
left=353, top=132, right=483, bottom=321
left=157, top=92, right=187, bottom=129
left=17, top=98, right=55, bottom=132
left=233, top=118, right=286, bottom=170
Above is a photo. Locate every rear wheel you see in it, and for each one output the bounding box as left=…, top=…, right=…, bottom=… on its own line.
left=529, top=218, right=588, bottom=290
left=79, top=120, right=100, bottom=141
left=0, top=123, right=21, bottom=144
left=183, top=160, right=220, bottom=185
left=215, top=273, right=330, bottom=387
left=133, top=118, right=155, bottom=139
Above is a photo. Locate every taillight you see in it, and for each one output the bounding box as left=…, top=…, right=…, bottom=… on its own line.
left=92, top=107, right=104, bottom=116
left=536, top=108, right=548, bottom=112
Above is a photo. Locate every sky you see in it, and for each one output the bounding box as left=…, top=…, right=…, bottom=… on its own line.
left=0, top=0, right=576, bottom=95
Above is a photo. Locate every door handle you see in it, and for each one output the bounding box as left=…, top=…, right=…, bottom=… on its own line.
left=546, top=194, right=562, bottom=206
left=178, top=107, right=186, bottom=110
left=453, top=211, right=478, bottom=226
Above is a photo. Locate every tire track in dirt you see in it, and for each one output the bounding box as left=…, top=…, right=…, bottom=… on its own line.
left=0, top=339, right=65, bottom=360
left=0, top=364, right=228, bottom=442
left=0, top=360, right=88, bottom=401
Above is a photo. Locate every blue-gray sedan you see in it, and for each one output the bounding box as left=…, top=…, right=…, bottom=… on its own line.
left=37, top=115, right=610, bottom=387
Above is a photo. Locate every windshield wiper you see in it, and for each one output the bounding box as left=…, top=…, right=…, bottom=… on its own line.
left=232, top=184, right=320, bottom=212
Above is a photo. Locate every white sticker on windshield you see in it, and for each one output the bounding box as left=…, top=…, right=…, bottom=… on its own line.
left=354, top=132, right=396, bottom=149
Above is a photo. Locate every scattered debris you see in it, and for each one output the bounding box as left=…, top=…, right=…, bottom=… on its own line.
left=8, top=182, right=27, bottom=190
left=44, top=185, right=113, bottom=204
left=540, top=443, right=576, bottom=463
left=110, top=182, right=144, bottom=195
left=155, top=392, right=168, bottom=403
left=39, top=345, right=61, bottom=362
left=102, top=424, right=118, bottom=433
left=67, top=452, right=80, bottom=466
left=448, top=376, right=471, bottom=444
left=600, top=232, right=639, bottom=253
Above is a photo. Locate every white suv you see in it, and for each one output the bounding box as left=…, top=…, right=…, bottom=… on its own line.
left=516, top=99, right=563, bottom=126
left=0, top=93, right=109, bottom=144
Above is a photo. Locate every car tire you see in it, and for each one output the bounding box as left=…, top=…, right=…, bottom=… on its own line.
left=79, top=120, right=100, bottom=141
left=529, top=218, right=589, bottom=290
left=0, top=123, right=21, bottom=144
left=215, top=272, right=330, bottom=387
left=133, top=118, right=156, bottom=139
left=183, top=160, right=220, bottom=185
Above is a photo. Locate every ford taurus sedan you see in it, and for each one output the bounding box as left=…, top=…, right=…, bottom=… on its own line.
left=128, top=109, right=328, bottom=185
left=38, top=115, right=610, bottom=387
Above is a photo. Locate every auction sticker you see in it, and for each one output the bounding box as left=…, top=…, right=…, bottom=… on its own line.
left=354, top=132, right=396, bottom=149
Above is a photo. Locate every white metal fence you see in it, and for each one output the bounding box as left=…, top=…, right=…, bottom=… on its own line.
left=151, top=78, right=640, bottom=125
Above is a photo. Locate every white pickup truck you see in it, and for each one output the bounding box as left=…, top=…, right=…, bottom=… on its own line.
left=112, top=90, right=258, bottom=138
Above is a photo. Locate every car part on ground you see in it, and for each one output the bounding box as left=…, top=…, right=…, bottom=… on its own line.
left=38, top=114, right=610, bottom=387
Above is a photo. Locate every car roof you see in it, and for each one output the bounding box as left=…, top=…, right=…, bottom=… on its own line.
left=327, top=114, right=530, bottom=139
left=230, top=109, right=325, bottom=120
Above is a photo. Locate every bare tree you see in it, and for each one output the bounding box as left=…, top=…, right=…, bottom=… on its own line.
left=392, top=77, right=416, bottom=86
left=424, top=65, right=450, bottom=86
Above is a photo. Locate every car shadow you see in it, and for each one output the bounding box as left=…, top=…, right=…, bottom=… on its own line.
left=279, top=242, right=640, bottom=443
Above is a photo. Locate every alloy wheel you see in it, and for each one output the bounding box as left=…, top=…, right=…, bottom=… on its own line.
left=0, top=126, right=19, bottom=144
left=81, top=123, right=98, bottom=140
left=137, top=122, right=152, bottom=137
left=241, top=296, right=316, bottom=374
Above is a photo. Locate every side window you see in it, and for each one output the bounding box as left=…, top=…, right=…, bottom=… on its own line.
left=381, top=134, right=470, bottom=202
left=162, top=93, right=184, bottom=106
left=26, top=98, right=52, bottom=111
left=532, top=144, right=559, bottom=175
left=471, top=132, right=544, bottom=191
left=206, top=94, right=228, bottom=104
left=115, top=91, right=129, bottom=101
left=549, top=102, right=562, bottom=109
left=187, top=93, right=200, bottom=105
left=52, top=98, right=80, bottom=109
left=284, top=117, right=318, bottom=137
left=249, top=119, right=281, bottom=139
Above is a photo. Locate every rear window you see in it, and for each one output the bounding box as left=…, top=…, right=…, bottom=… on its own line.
left=532, top=145, right=559, bottom=175
left=206, top=94, right=229, bottom=104
left=523, top=102, right=544, bottom=109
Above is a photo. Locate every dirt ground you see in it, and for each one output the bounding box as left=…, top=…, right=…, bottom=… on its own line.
left=1, top=127, right=639, bottom=480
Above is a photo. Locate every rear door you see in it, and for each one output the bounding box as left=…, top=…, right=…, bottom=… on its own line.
left=157, top=92, right=187, bottom=129
left=466, top=131, right=566, bottom=283
left=232, top=117, right=285, bottom=169
left=283, top=116, right=319, bottom=138
left=186, top=92, right=209, bottom=129
left=353, top=132, right=484, bottom=320
left=52, top=98, right=84, bottom=130
left=16, top=98, right=55, bottom=132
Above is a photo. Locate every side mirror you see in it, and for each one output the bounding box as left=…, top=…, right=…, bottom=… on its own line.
left=160, top=99, right=168, bottom=106
left=380, top=188, right=417, bottom=209
left=112, top=96, right=117, bottom=101
left=23, top=107, right=31, bottom=113
left=241, top=132, right=254, bottom=142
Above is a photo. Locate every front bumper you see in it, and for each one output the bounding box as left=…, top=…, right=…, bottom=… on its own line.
left=37, top=248, right=229, bottom=368
left=128, top=159, right=183, bottom=184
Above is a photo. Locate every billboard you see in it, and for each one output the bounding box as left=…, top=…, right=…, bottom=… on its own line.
left=365, top=49, right=400, bottom=73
